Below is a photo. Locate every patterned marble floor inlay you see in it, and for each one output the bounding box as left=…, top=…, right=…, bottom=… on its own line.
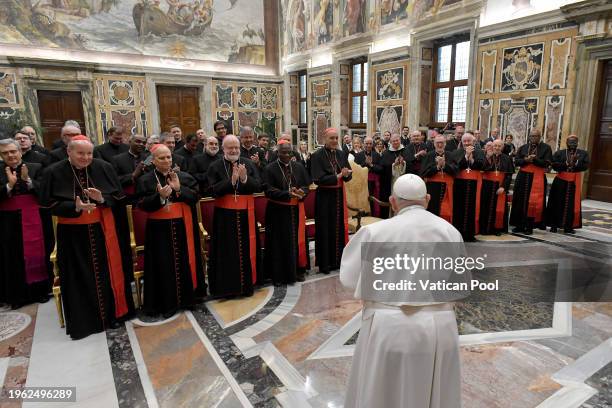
left=208, top=288, right=273, bottom=329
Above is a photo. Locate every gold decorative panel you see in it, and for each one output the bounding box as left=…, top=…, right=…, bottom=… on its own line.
left=480, top=50, right=497, bottom=94
left=473, top=27, right=577, bottom=151
left=370, top=60, right=410, bottom=135
left=93, top=74, right=151, bottom=144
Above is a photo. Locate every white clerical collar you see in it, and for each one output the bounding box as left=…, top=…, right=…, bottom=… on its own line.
left=397, top=204, right=425, bottom=216
left=388, top=144, right=404, bottom=152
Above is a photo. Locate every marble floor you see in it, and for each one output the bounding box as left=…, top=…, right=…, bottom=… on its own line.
left=1, top=201, right=611, bottom=408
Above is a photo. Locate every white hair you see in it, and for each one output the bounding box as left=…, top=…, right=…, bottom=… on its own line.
left=0, top=138, right=20, bottom=150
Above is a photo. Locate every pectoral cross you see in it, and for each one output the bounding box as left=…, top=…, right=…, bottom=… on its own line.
left=466, top=167, right=471, bottom=173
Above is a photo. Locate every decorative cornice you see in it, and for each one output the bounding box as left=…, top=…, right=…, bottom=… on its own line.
left=560, top=0, right=612, bottom=21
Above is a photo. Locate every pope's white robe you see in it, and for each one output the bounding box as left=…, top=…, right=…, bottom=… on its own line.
left=340, top=205, right=464, bottom=408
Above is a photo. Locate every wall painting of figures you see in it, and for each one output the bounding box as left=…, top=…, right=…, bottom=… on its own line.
left=0, top=0, right=273, bottom=65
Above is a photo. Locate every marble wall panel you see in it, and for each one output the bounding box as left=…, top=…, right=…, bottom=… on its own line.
left=548, top=38, right=572, bottom=90
left=543, top=95, right=565, bottom=150
left=480, top=50, right=497, bottom=94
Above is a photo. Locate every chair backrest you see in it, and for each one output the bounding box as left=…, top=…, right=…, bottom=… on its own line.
left=254, top=193, right=268, bottom=226
left=127, top=205, right=148, bottom=248
left=345, top=161, right=371, bottom=215
left=199, top=198, right=215, bottom=235
left=303, top=185, right=317, bottom=219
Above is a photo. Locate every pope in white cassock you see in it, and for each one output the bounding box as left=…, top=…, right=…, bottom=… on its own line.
left=340, top=174, right=464, bottom=408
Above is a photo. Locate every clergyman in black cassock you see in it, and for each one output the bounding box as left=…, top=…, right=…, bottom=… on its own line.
left=174, top=133, right=202, bottom=171
left=240, top=126, right=268, bottom=171
left=39, top=136, right=133, bottom=340
left=0, top=140, right=48, bottom=308
left=263, top=142, right=312, bottom=285
left=452, top=133, right=485, bottom=241
left=94, top=127, right=129, bottom=163
left=136, top=144, right=205, bottom=317
left=207, top=135, right=262, bottom=297
left=190, top=136, right=222, bottom=197
left=310, top=128, right=352, bottom=274
left=111, top=134, right=148, bottom=201
left=421, top=135, right=457, bottom=223
left=379, top=134, right=412, bottom=218
left=480, top=140, right=514, bottom=235
left=406, top=131, right=432, bottom=175
left=355, top=137, right=383, bottom=216
left=546, top=135, right=590, bottom=233
left=510, top=129, right=552, bottom=234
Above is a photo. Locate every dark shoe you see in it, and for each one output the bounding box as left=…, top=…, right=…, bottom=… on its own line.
left=565, top=229, right=576, bottom=234
left=550, top=227, right=558, bottom=233
left=296, top=274, right=306, bottom=282
left=109, top=320, right=121, bottom=329
left=273, top=282, right=283, bottom=287
left=512, top=227, right=524, bottom=233
left=495, top=232, right=502, bottom=236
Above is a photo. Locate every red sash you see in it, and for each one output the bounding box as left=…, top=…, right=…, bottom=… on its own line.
left=269, top=198, right=307, bottom=268
left=556, top=172, right=582, bottom=228
left=521, top=164, right=546, bottom=223
left=0, top=194, right=47, bottom=284
left=148, top=202, right=198, bottom=289
left=481, top=171, right=507, bottom=229
left=367, top=172, right=381, bottom=217
left=425, top=172, right=453, bottom=223
left=456, top=169, right=482, bottom=235
left=58, top=208, right=128, bottom=318
left=215, top=195, right=257, bottom=284
left=319, top=179, right=349, bottom=244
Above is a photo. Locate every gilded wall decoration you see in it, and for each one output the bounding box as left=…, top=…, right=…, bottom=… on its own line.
left=376, top=105, right=403, bottom=136
left=216, top=84, right=233, bottom=109
left=93, top=74, right=150, bottom=142
left=498, top=98, right=538, bottom=148
left=311, top=78, right=332, bottom=108
left=473, top=28, right=577, bottom=152
left=212, top=81, right=283, bottom=138
left=376, top=68, right=404, bottom=101
left=548, top=38, right=571, bottom=90
left=313, top=110, right=332, bottom=146
left=260, top=87, right=278, bottom=110
left=543, top=95, right=565, bottom=150
left=480, top=50, right=497, bottom=94
left=238, top=87, right=258, bottom=109
left=501, top=43, right=544, bottom=92
left=478, top=99, right=493, bottom=139
left=238, top=111, right=261, bottom=129
left=0, top=71, right=20, bottom=106
left=108, top=81, right=135, bottom=107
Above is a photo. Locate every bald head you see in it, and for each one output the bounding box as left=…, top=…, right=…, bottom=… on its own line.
left=67, top=138, right=93, bottom=169
left=529, top=129, right=542, bottom=144
left=151, top=144, right=173, bottom=173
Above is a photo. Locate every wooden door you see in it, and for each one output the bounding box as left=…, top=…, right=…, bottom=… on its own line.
left=157, top=86, right=200, bottom=135
left=37, top=90, right=86, bottom=149
left=588, top=60, right=612, bottom=202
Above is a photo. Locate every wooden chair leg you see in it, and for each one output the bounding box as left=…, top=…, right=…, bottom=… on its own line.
left=53, top=288, right=64, bottom=328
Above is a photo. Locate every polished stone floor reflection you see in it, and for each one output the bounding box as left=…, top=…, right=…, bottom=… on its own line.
left=0, top=202, right=611, bottom=407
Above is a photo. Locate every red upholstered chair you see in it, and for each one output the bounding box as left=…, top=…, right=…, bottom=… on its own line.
left=198, top=198, right=215, bottom=274
left=303, top=185, right=317, bottom=241
left=253, top=193, right=268, bottom=248
left=126, top=205, right=147, bottom=308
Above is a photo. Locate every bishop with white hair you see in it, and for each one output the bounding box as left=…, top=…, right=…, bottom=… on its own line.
left=40, top=135, right=134, bottom=340
left=207, top=135, right=263, bottom=297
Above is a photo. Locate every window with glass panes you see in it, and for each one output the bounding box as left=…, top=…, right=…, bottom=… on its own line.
left=349, top=60, right=368, bottom=128
left=431, top=39, right=470, bottom=127
left=298, top=72, right=307, bottom=127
